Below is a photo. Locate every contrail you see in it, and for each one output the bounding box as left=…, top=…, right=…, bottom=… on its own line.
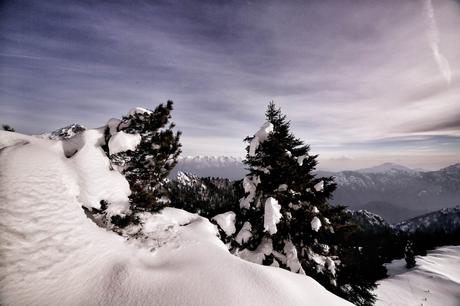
left=424, top=0, right=452, bottom=85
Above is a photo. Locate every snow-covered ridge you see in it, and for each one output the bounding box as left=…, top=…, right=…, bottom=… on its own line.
left=323, top=164, right=460, bottom=223
left=172, top=155, right=246, bottom=179
left=356, top=162, right=417, bottom=174
left=0, top=129, right=351, bottom=306
left=178, top=155, right=244, bottom=166
left=48, top=123, right=87, bottom=140
left=396, top=206, right=460, bottom=233
left=348, top=209, right=392, bottom=232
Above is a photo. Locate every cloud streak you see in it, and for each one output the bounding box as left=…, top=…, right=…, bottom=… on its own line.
left=424, top=0, right=452, bottom=85
left=0, top=0, right=459, bottom=170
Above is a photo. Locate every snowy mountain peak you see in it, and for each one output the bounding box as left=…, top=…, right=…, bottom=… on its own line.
left=172, top=155, right=246, bottom=179
left=179, top=155, right=243, bottom=164
left=49, top=123, right=86, bottom=140
left=176, top=171, right=201, bottom=187
left=396, top=206, right=460, bottom=233
left=439, top=163, right=460, bottom=174
left=349, top=209, right=392, bottom=232
left=356, top=162, right=415, bottom=174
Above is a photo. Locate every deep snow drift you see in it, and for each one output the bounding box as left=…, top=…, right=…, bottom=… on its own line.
left=0, top=130, right=351, bottom=306
left=375, top=245, right=460, bottom=306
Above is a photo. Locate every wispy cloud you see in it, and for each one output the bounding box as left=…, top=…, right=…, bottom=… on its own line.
left=0, top=0, right=459, bottom=169
left=424, top=0, right=452, bottom=85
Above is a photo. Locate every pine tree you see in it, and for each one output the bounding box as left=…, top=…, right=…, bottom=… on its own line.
left=228, top=102, right=376, bottom=305
left=2, top=124, right=15, bottom=132
left=404, top=240, right=416, bottom=269
left=108, top=101, right=182, bottom=213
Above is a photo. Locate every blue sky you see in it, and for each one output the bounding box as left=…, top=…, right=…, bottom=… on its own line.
left=1, top=0, right=459, bottom=170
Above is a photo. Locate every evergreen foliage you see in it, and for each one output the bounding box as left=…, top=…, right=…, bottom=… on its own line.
left=404, top=240, right=416, bottom=269
left=107, top=101, right=182, bottom=213
left=225, top=102, right=377, bottom=305
left=2, top=124, right=15, bottom=132
left=168, top=173, right=243, bottom=218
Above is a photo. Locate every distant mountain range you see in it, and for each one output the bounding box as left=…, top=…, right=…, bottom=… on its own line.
left=349, top=206, right=460, bottom=237
left=171, top=156, right=246, bottom=179
left=396, top=206, right=460, bottom=234
left=348, top=209, right=393, bottom=233
left=173, top=157, right=460, bottom=223
left=355, top=162, right=417, bottom=174
left=323, top=163, right=460, bottom=223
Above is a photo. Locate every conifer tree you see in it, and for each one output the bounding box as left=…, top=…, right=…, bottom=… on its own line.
left=404, top=240, right=416, bottom=269
left=228, top=102, right=376, bottom=305
left=108, top=101, right=182, bottom=213
left=2, top=124, right=15, bottom=132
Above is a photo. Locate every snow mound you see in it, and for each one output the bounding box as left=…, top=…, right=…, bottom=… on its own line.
left=237, top=237, right=273, bottom=265
left=249, top=122, right=273, bottom=156
left=297, top=154, right=308, bottom=166
left=127, top=107, right=153, bottom=117
left=235, top=221, right=253, bottom=245
left=108, top=130, right=141, bottom=154
left=264, top=197, right=282, bottom=235
left=107, top=117, right=122, bottom=136
left=71, top=129, right=131, bottom=215
left=311, top=216, right=322, bottom=232
left=375, top=246, right=460, bottom=306
left=0, top=131, right=351, bottom=306
left=239, top=175, right=260, bottom=209
left=212, top=211, right=236, bottom=236
left=314, top=180, right=324, bottom=192
left=284, top=240, right=305, bottom=274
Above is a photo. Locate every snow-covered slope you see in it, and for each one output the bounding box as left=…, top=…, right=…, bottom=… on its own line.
left=396, top=206, right=460, bottom=234
left=349, top=209, right=393, bottom=232
left=176, top=171, right=203, bottom=187
left=0, top=130, right=351, bottom=306
left=375, top=246, right=460, bottom=306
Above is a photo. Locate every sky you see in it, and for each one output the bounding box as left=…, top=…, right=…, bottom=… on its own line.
left=1, top=0, right=459, bottom=171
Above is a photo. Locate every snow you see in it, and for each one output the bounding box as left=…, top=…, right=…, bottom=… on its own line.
left=212, top=211, right=236, bottom=236
left=235, top=221, right=252, bottom=245
left=325, top=257, right=336, bottom=276
left=0, top=131, right=352, bottom=306
left=239, top=175, right=260, bottom=209
left=297, top=154, right=308, bottom=166
left=249, top=122, right=273, bottom=156
left=71, top=129, right=131, bottom=216
left=107, top=118, right=122, bottom=136
left=375, top=246, right=460, bottom=306
left=284, top=240, right=305, bottom=274
left=108, top=130, right=142, bottom=154
left=311, top=216, right=322, bottom=232
left=314, top=180, right=324, bottom=192
left=237, top=237, right=273, bottom=265
left=49, top=123, right=86, bottom=140
left=264, top=197, right=282, bottom=235
left=127, top=106, right=153, bottom=117
left=277, top=184, right=288, bottom=191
